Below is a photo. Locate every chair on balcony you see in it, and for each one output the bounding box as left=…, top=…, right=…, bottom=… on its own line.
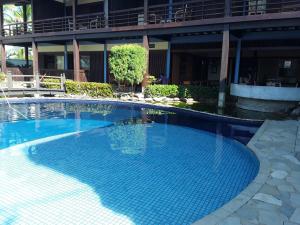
left=175, top=4, right=192, bottom=22
left=68, top=19, right=74, bottom=31
left=90, top=17, right=103, bottom=29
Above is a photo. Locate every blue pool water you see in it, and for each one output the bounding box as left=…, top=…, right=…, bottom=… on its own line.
left=0, top=100, right=260, bottom=225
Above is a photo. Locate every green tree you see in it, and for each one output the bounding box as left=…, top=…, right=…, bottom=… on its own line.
left=109, top=44, right=147, bottom=90
left=3, top=5, right=33, bottom=60
left=3, top=5, right=32, bottom=24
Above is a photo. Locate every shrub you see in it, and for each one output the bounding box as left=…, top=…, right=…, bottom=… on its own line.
left=0, top=72, right=6, bottom=82
left=43, top=78, right=113, bottom=98
left=109, top=44, right=147, bottom=88
left=144, top=84, right=179, bottom=97
left=41, top=78, right=61, bottom=89
left=145, top=84, right=220, bottom=100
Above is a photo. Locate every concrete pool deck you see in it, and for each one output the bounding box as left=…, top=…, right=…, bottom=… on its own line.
left=195, top=120, right=300, bottom=225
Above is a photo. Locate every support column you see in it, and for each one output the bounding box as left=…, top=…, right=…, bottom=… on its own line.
left=234, top=39, right=241, bottom=84
left=103, top=42, right=108, bottom=83
left=104, top=0, right=109, bottom=28
left=225, top=0, right=231, bottom=17
left=30, top=0, right=35, bottom=33
left=0, top=4, right=3, bottom=36
left=142, top=35, right=149, bottom=89
left=168, top=0, right=173, bottom=21
left=1, top=43, right=6, bottom=73
left=218, top=26, right=230, bottom=108
left=165, top=41, right=171, bottom=84
left=25, top=46, right=29, bottom=67
left=32, top=41, right=39, bottom=75
left=64, top=44, right=68, bottom=70
left=72, top=0, right=77, bottom=30
left=73, top=38, right=80, bottom=81
left=23, top=4, right=28, bottom=33
left=144, top=0, right=148, bottom=25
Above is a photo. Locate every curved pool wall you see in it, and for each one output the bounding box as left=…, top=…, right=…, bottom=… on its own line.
left=0, top=98, right=263, bottom=145
left=0, top=99, right=261, bottom=225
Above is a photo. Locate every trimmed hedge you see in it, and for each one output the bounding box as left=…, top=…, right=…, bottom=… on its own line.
left=144, top=85, right=220, bottom=100
left=144, top=85, right=179, bottom=98
left=43, top=79, right=114, bottom=98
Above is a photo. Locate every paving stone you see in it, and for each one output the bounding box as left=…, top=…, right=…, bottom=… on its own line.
left=290, top=193, right=300, bottom=207
left=258, top=209, right=287, bottom=225
left=278, top=184, right=295, bottom=193
left=218, top=216, right=241, bottom=225
left=290, top=208, right=300, bottom=224
left=280, top=203, right=296, bottom=218
left=271, top=162, right=292, bottom=172
left=283, top=222, right=300, bottom=225
left=260, top=184, right=280, bottom=197
left=283, top=155, right=300, bottom=165
left=253, top=193, right=282, bottom=206
left=271, top=170, right=289, bottom=179
left=235, top=206, right=258, bottom=220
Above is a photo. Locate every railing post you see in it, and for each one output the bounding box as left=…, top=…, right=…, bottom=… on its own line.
left=35, top=73, right=40, bottom=89
left=7, top=71, right=13, bottom=89
left=0, top=42, right=6, bottom=74
left=61, top=73, right=66, bottom=91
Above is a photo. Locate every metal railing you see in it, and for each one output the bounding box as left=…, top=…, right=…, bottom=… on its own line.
left=76, top=13, right=105, bottom=30
left=231, top=0, right=300, bottom=16
left=34, top=16, right=73, bottom=33
left=109, top=7, right=145, bottom=27
left=2, top=0, right=300, bottom=37
left=148, top=0, right=225, bottom=24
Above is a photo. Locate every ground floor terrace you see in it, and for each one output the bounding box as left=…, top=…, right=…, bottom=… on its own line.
left=1, top=28, right=300, bottom=111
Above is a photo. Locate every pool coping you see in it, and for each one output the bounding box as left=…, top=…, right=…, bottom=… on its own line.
left=0, top=97, right=268, bottom=224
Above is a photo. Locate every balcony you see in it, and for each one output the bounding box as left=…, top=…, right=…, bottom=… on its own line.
left=2, top=0, right=300, bottom=37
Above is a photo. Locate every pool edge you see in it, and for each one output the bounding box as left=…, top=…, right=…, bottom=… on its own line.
left=192, top=120, right=270, bottom=225
left=0, top=97, right=266, bottom=224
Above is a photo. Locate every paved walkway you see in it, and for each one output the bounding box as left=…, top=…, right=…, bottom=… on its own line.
left=195, top=120, right=300, bottom=225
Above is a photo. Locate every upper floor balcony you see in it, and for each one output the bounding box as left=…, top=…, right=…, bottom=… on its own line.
left=1, top=0, right=300, bottom=38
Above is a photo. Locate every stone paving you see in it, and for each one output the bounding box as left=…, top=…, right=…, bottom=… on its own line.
left=195, top=120, right=300, bottom=225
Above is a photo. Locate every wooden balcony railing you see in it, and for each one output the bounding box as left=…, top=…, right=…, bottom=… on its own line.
left=2, top=0, right=300, bottom=37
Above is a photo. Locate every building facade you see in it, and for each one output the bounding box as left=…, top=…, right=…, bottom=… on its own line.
left=1, top=0, right=300, bottom=110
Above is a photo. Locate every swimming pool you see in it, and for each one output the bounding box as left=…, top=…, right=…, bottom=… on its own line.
left=0, top=99, right=260, bottom=225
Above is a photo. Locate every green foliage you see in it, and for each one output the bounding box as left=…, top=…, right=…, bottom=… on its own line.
left=0, top=72, right=6, bottom=82
left=109, top=44, right=147, bottom=86
left=147, top=75, right=157, bottom=85
left=144, top=85, right=179, bottom=98
left=43, top=79, right=114, bottom=98
left=144, top=85, right=220, bottom=100
left=41, top=78, right=61, bottom=89
left=66, top=80, right=113, bottom=98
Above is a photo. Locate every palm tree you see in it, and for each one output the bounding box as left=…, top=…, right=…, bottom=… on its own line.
left=3, top=4, right=32, bottom=25
left=3, top=5, right=33, bottom=60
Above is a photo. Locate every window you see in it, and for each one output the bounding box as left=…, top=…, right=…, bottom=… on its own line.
left=80, top=56, right=90, bottom=70
left=56, top=56, right=64, bottom=70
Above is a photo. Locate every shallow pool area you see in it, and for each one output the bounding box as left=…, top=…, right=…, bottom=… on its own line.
left=0, top=100, right=260, bottom=225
